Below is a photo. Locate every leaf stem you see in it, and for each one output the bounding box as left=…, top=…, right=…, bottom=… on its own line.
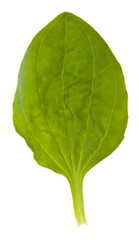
left=69, top=174, right=87, bottom=226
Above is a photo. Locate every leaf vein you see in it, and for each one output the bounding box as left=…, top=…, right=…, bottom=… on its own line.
left=61, top=14, right=74, bottom=172
left=36, top=21, right=72, bottom=175
left=18, top=84, right=71, bottom=180
left=69, top=14, right=96, bottom=171
left=81, top=51, right=118, bottom=175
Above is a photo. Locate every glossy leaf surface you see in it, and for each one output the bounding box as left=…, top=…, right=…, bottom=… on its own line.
left=13, top=12, right=128, bottom=225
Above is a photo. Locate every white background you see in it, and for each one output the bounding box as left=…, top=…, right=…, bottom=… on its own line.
left=0, top=0, right=139, bottom=239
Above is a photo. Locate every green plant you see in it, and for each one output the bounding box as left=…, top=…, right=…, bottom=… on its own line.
left=13, top=12, right=128, bottom=225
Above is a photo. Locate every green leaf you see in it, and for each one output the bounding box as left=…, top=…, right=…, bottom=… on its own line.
left=13, top=12, right=128, bottom=226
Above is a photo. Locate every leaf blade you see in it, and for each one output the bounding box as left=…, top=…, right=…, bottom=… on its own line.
left=13, top=12, right=128, bottom=225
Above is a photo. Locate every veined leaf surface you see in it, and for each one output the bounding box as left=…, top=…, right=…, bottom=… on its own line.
left=13, top=12, right=128, bottom=225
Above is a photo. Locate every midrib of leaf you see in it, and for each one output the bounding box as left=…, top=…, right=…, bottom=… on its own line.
left=69, top=14, right=96, bottom=172
left=81, top=51, right=118, bottom=176
left=36, top=19, right=73, bottom=175
left=18, top=82, right=72, bottom=182
left=61, top=14, right=74, bottom=173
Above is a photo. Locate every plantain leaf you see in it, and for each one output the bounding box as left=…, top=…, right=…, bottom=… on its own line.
left=13, top=12, right=128, bottom=225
